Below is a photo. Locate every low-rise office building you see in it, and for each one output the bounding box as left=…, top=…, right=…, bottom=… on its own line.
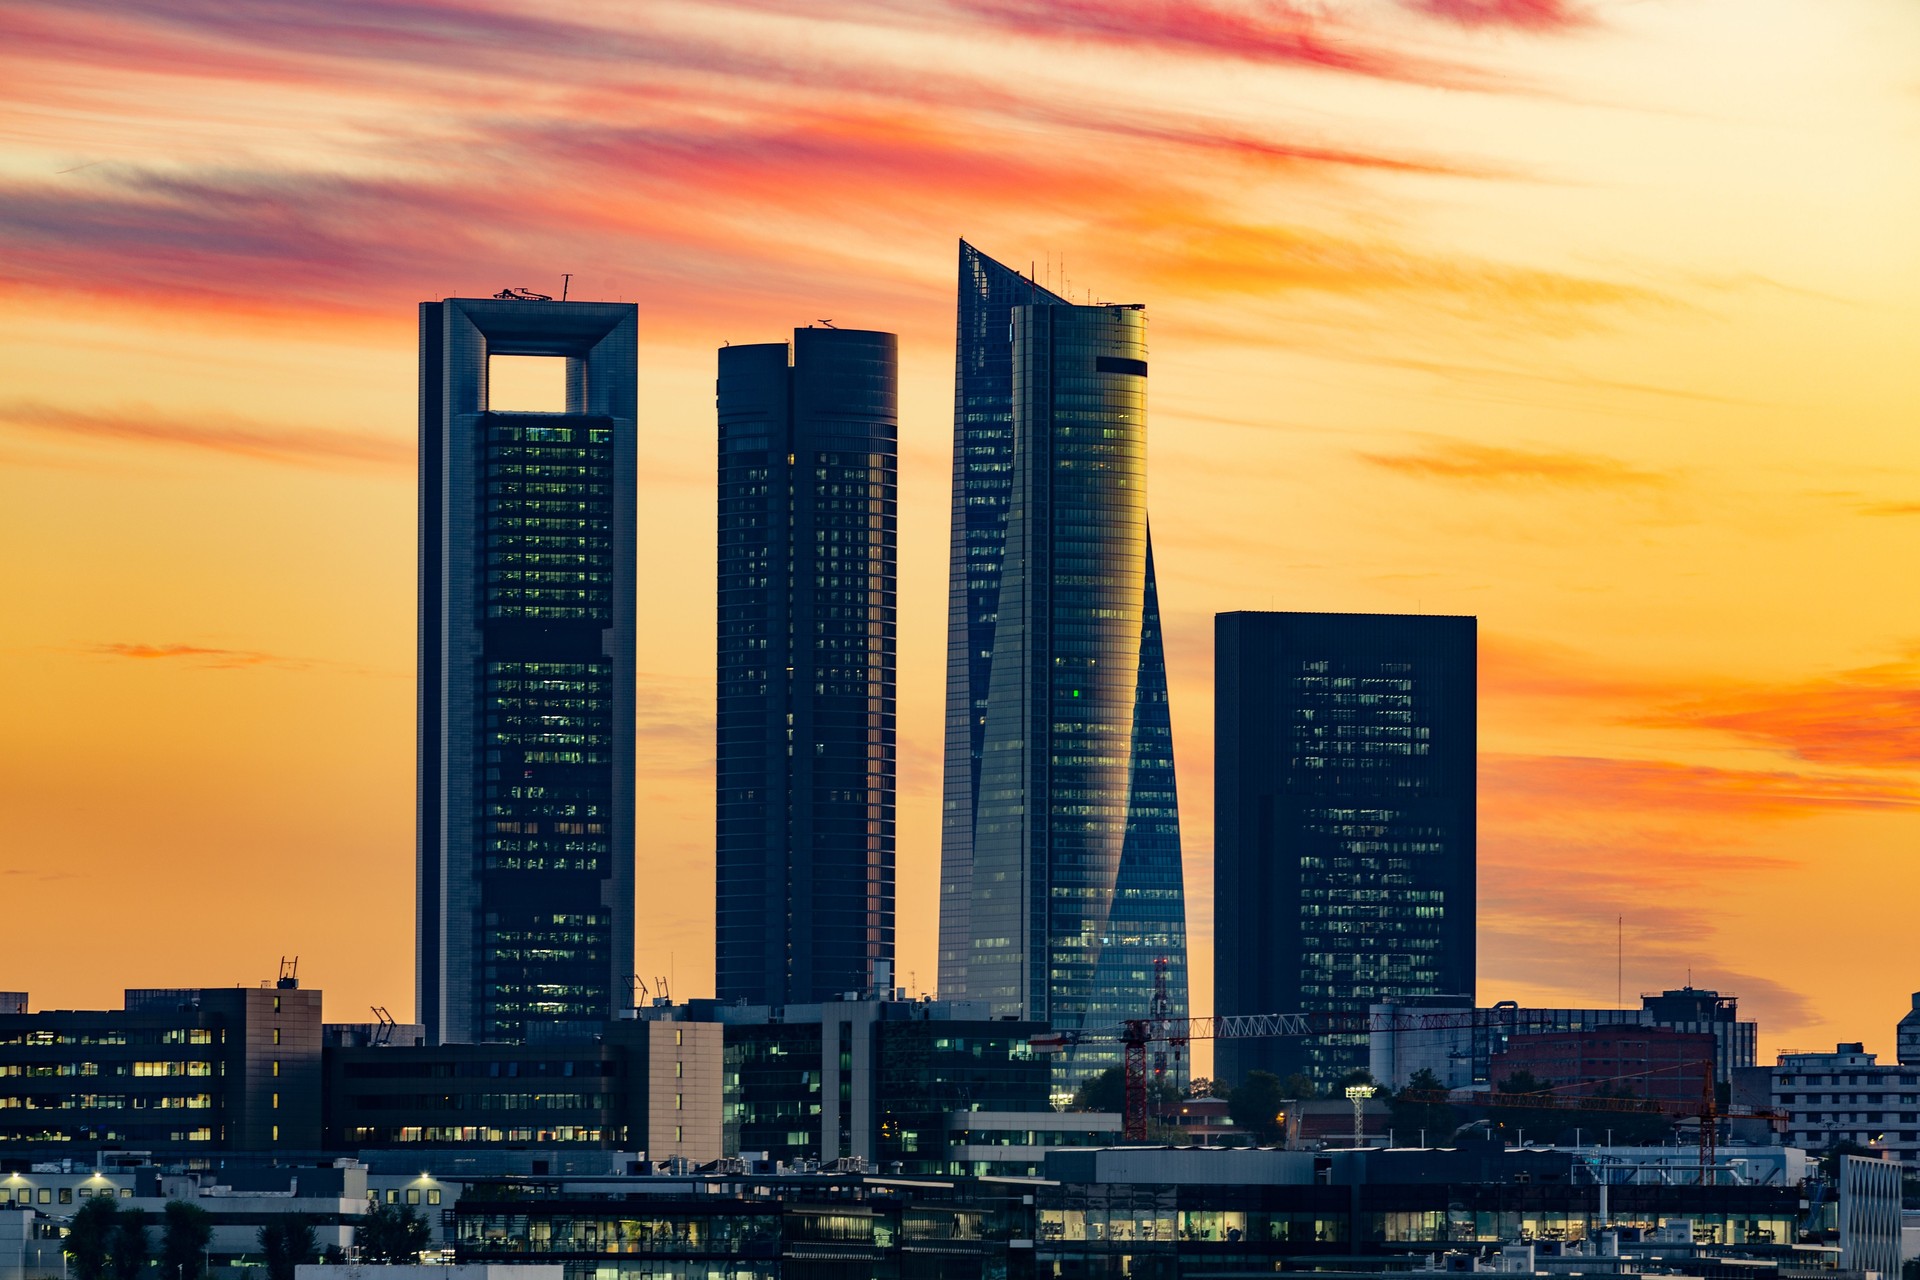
left=1487, top=1028, right=1716, bottom=1103
left=642, top=996, right=1051, bottom=1174
left=1770, top=1042, right=1920, bottom=1165
left=324, top=1019, right=722, bottom=1162
left=1370, top=988, right=1757, bottom=1091
left=0, top=984, right=323, bottom=1155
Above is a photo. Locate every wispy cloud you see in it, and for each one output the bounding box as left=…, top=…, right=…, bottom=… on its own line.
left=1359, top=440, right=1669, bottom=487
left=1403, top=0, right=1594, bottom=33
left=0, top=400, right=408, bottom=470
left=1635, top=657, right=1920, bottom=770
left=1857, top=501, right=1920, bottom=517
left=1484, top=752, right=1920, bottom=819
left=91, top=643, right=294, bottom=669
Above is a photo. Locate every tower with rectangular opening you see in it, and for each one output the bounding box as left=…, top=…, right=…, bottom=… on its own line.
left=418, top=297, right=637, bottom=1045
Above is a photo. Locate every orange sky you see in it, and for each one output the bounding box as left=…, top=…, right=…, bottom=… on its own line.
left=2, top=0, right=1917, bottom=1073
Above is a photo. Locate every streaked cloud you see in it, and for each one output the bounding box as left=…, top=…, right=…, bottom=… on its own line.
left=0, top=400, right=408, bottom=470
left=1359, top=440, right=1669, bottom=487
left=1637, top=657, right=1920, bottom=770
left=1404, top=0, right=1594, bottom=32
left=1483, top=752, right=1920, bottom=818
left=91, top=643, right=290, bottom=669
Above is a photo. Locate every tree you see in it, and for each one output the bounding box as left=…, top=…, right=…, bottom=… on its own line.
left=1391, top=1070, right=1457, bottom=1143
left=1497, top=1071, right=1551, bottom=1096
left=258, top=1217, right=317, bottom=1280
left=65, top=1198, right=120, bottom=1280
left=1071, top=1066, right=1126, bottom=1114
left=1228, top=1070, right=1289, bottom=1145
left=110, top=1209, right=151, bottom=1280
left=353, top=1203, right=430, bottom=1266
left=1280, top=1073, right=1318, bottom=1100
left=161, top=1202, right=214, bottom=1280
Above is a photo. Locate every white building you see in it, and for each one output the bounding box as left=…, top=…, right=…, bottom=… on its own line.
left=1772, top=1043, right=1920, bottom=1165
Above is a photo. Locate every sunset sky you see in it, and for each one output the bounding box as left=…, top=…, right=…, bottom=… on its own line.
left=3, top=0, right=1917, bottom=1071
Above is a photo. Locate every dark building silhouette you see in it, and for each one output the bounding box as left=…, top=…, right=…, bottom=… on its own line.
left=418, top=297, right=638, bottom=1045
left=715, top=328, right=898, bottom=1006
left=1215, top=611, right=1475, bottom=1088
left=0, top=985, right=323, bottom=1153
left=940, top=243, right=1187, bottom=1096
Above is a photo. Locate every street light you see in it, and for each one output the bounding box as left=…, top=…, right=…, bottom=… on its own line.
left=1346, top=1085, right=1373, bottom=1149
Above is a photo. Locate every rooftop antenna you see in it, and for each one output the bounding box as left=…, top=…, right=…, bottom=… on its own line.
left=818, top=319, right=836, bottom=328
left=276, top=956, right=299, bottom=990
left=561, top=273, right=572, bottom=302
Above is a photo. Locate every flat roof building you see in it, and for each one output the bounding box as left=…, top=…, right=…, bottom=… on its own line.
left=0, top=985, right=321, bottom=1155
left=417, top=296, right=639, bottom=1045
left=1217, top=612, right=1476, bottom=1090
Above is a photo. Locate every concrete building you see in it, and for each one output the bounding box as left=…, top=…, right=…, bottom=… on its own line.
left=1772, top=1042, right=1920, bottom=1165
left=942, top=1110, right=1122, bottom=1177
left=0, top=983, right=322, bottom=1154
left=1487, top=1027, right=1716, bottom=1103
left=417, top=296, right=639, bottom=1046
left=644, top=996, right=1051, bottom=1173
left=1897, top=993, right=1920, bottom=1067
left=324, top=1018, right=722, bottom=1162
left=1369, top=988, right=1758, bottom=1091
left=715, top=327, right=899, bottom=1007
left=0, top=998, right=23, bottom=1018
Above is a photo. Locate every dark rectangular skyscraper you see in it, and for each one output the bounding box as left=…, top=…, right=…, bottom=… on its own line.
left=1214, top=611, right=1476, bottom=1088
left=418, top=297, right=637, bottom=1045
left=716, top=327, right=898, bottom=1006
left=942, top=243, right=1187, bottom=1097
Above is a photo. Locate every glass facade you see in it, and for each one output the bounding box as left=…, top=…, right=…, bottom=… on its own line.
left=1215, top=612, right=1476, bottom=1088
left=715, top=330, right=898, bottom=1006
left=418, top=299, right=637, bottom=1046
left=950, top=254, right=1189, bottom=1097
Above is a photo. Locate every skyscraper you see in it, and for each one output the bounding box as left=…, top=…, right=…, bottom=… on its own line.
left=418, top=297, right=637, bottom=1045
left=715, top=327, right=898, bottom=1006
left=1214, top=611, right=1476, bottom=1088
left=940, top=243, right=1187, bottom=1094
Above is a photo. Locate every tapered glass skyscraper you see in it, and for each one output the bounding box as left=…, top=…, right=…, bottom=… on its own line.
left=417, top=297, right=638, bottom=1046
left=939, top=243, right=1187, bottom=1094
left=716, top=328, right=898, bottom=1006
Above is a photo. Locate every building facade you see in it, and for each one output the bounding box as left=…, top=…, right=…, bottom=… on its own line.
left=1486, top=1028, right=1715, bottom=1103
left=942, top=243, right=1188, bottom=1095
left=0, top=985, right=322, bottom=1154
left=1368, top=989, right=1759, bottom=1092
left=715, top=328, right=898, bottom=1006
left=1771, top=1043, right=1920, bottom=1166
left=323, top=1019, right=722, bottom=1161
left=1897, top=993, right=1920, bottom=1066
left=418, top=297, right=638, bottom=1045
left=646, top=997, right=1050, bottom=1174
left=1216, top=612, right=1476, bottom=1089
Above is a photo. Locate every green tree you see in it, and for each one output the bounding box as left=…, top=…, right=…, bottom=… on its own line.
left=1070, top=1066, right=1126, bottom=1114
left=353, top=1203, right=430, bottom=1266
left=258, top=1217, right=317, bottom=1280
left=110, top=1209, right=151, bottom=1280
left=1228, top=1070, right=1289, bottom=1145
left=65, top=1199, right=120, bottom=1280
left=1496, top=1071, right=1552, bottom=1096
left=1391, top=1069, right=1457, bottom=1143
left=1280, top=1073, right=1317, bottom=1100
left=161, top=1202, right=213, bottom=1280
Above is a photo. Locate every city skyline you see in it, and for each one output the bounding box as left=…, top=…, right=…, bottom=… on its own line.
left=2, top=2, right=1917, bottom=1070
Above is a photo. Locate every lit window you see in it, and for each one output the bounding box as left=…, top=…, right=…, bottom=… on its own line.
left=272, top=1029, right=281, bottom=1045
left=272, top=1093, right=279, bottom=1109
left=271, top=1125, right=279, bottom=1141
